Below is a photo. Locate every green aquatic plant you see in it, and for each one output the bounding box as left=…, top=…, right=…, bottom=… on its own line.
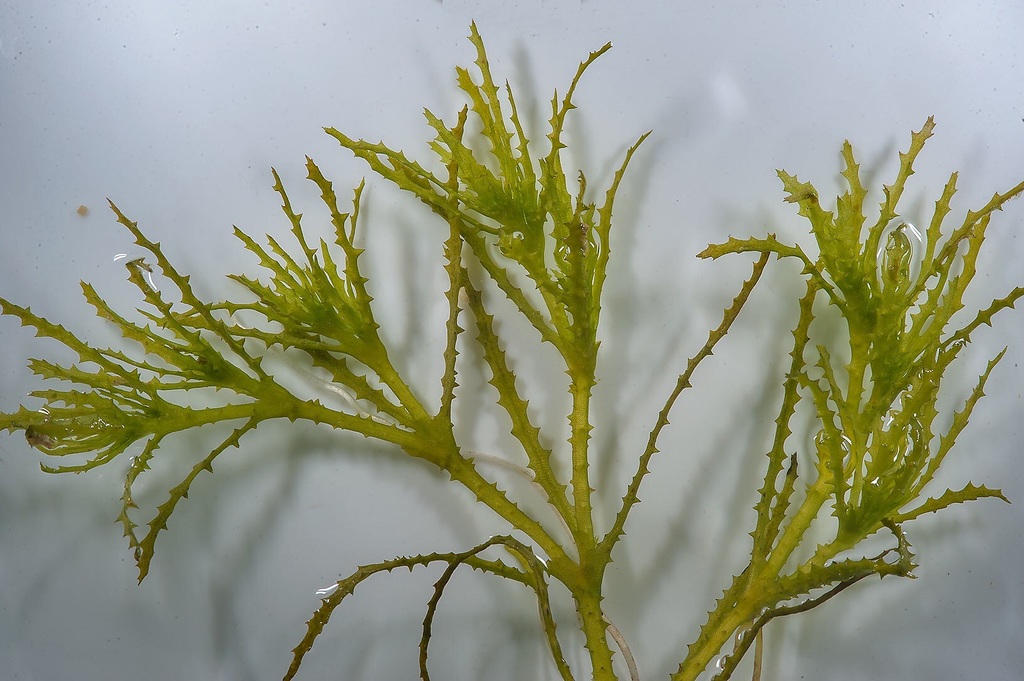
left=2, top=23, right=1022, bottom=681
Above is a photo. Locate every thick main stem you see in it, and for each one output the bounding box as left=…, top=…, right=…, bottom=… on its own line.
left=574, top=583, right=618, bottom=681
left=567, top=356, right=617, bottom=679
left=569, top=369, right=598, bottom=552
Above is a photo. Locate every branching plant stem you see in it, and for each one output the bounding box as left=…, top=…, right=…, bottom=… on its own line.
left=1, top=22, right=1019, bottom=681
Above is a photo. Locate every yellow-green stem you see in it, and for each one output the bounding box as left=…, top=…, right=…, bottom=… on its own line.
left=670, top=581, right=762, bottom=681
left=569, top=370, right=597, bottom=553
left=763, top=477, right=833, bottom=577
left=575, top=585, right=618, bottom=681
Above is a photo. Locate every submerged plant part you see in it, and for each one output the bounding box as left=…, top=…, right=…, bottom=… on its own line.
left=2, top=23, right=1021, bottom=681
left=689, top=116, right=1023, bottom=679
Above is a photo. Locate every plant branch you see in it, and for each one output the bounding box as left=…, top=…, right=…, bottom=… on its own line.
left=600, top=252, right=770, bottom=558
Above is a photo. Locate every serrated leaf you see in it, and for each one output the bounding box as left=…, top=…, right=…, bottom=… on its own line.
left=891, top=482, right=1009, bottom=524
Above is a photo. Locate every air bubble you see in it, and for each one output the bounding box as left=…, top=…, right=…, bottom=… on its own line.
left=555, top=242, right=572, bottom=262
left=315, top=583, right=340, bottom=598
left=882, top=394, right=905, bottom=430
left=114, top=252, right=158, bottom=289
left=877, top=221, right=923, bottom=294
left=945, top=338, right=968, bottom=356
left=497, top=230, right=526, bottom=259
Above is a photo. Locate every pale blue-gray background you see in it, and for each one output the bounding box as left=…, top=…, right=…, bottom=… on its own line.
left=1, top=1, right=1022, bottom=680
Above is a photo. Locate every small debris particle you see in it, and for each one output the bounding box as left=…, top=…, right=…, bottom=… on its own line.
left=76, top=204, right=89, bottom=216
left=25, top=426, right=57, bottom=449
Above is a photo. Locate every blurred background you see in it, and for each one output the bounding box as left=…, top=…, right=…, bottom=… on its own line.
left=1, top=1, right=1022, bottom=679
